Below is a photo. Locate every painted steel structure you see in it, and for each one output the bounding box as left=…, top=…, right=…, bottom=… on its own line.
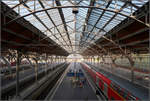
left=0, top=0, right=149, bottom=100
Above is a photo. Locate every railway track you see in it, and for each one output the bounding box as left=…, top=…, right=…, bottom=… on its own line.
left=1, top=63, right=65, bottom=100
left=24, top=63, right=69, bottom=100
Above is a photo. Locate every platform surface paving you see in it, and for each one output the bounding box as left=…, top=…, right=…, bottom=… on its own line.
left=52, top=63, right=98, bottom=101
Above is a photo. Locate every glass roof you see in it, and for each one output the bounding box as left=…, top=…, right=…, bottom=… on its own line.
left=2, top=0, right=149, bottom=54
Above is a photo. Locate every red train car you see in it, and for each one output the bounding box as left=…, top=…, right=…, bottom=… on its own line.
left=82, top=63, right=139, bottom=101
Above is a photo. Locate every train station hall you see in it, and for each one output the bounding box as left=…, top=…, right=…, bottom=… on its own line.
left=0, top=0, right=150, bottom=100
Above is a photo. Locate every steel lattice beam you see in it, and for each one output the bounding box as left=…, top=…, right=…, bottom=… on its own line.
left=83, top=2, right=129, bottom=49
left=38, top=0, right=70, bottom=48
left=80, top=0, right=95, bottom=46
left=55, top=0, right=73, bottom=51
left=19, top=0, right=68, bottom=48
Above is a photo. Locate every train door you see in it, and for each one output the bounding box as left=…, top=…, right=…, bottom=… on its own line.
left=96, top=76, right=99, bottom=86
left=103, top=82, right=108, bottom=97
left=99, top=79, right=103, bottom=90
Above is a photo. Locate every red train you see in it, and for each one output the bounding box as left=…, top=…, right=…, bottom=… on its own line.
left=81, top=63, right=139, bottom=100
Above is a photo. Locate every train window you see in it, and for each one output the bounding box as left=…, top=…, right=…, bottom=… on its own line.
left=99, top=79, right=103, bottom=89
left=111, top=97, right=115, bottom=100
left=111, top=84, right=126, bottom=98
left=128, top=95, right=136, bottom=100
left=111, top=82, right=135, bottom=100
left=111, top=84, right=118, bottom=91
left=103, top=83, right=108, bottom=96
left=96, top=76, right=99, bottom=86
left=120, top=89, right=128, bottom=99
left=120, top=92, right=128, bottom=99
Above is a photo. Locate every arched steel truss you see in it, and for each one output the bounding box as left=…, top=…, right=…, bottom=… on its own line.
left=2, top=0, right=149, bottom=56
left=5, top=5, right=149, bottom=27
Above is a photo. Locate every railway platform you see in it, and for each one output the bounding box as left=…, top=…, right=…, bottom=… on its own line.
left=47, top=63, right=99, bottom=101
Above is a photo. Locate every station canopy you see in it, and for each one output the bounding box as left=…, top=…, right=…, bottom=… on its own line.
left=2, top=0, right=149, bottom=55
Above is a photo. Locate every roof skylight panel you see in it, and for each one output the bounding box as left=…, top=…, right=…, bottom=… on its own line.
left=88, top=17, right=99, bottom=25
left=104, top=23, right=117, bottom=31
left=50, top=35, right=57, bottom=40
left=92, top=27, right=99, bottom=34
left=25, top=15, right=38, bottom=23
left=46, top=31, right=53, bottom=37
left=47, top=10, right=62, bottom=26
left=107, top=3, right=122, bottom=11
left=90, top=12, right=100, bottom=18
left=54, top=39, right=61, bottom=45
left=67, top=21, right=74, bottom=32
left=94, top=35, right=100, bottom=40
left=115, top=14, right=126, bottom=20
left=104, top=11, right=115, bottom=16
left=62, top=8, right=73, bottom=22
left=79, top=0, right=90, bottom=6
left=87, top=25, right=94, bottom=31
left=19, top=7, right=30, bottom=16
left=24, top=14, right=35, bottom=21
left=40, top=0, right=53, bottom=9
left=89, top=13, right=100, bottom=20
left=76, top=25, right=83, bottom=32
left=2, top=0, right=19, bottom=8
left=61, top=1, right=73, bottom=23
left=57, top=24, right=65, bottom=33
left=132, top=0, right=148, bottom=7
left=92, top=9, right=103, bottom=15
left=24, top=14, right=47, bottom=33
left=30, top=19, right=47, bottom=32
left=95, top=0, right=108, bottom=8
left=37, top=13, right=54, bottom=28
left=96, top=20, right=106, bottom=28
left=40, top=17, right=54, bottom=29
left=78, top=8, right=88, bottom=16
left=55, top=33, right=62, bottom=39
left=98, top=18, right=110, bottom=27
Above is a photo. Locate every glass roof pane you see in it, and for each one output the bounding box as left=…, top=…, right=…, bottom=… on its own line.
left=2, top=0, right=149, bottom=53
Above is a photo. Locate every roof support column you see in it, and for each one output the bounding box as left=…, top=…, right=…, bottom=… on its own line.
left=98, top=56, right=100, bottom=67
left=15, top=50, right=22, bottom=98
left=90, top=57, right=92, bottom=64
left=88, top=56, right=90, bottom=63
left=0, top=56, right=12, bottom=75
left=110, top=56, right=117, bottom=73
left=33, top=56, right=39, bottom=84
left=128, top=57, right=135, bottom=83
left=45, top=54, right=48, bottom=76
left=51, top=56, right=54, bottom=70
left=93, top=57, right=95, bottom=65
left=55, top=56, right=57, bottom=65
left=25, top=56, right=34, bottom=68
